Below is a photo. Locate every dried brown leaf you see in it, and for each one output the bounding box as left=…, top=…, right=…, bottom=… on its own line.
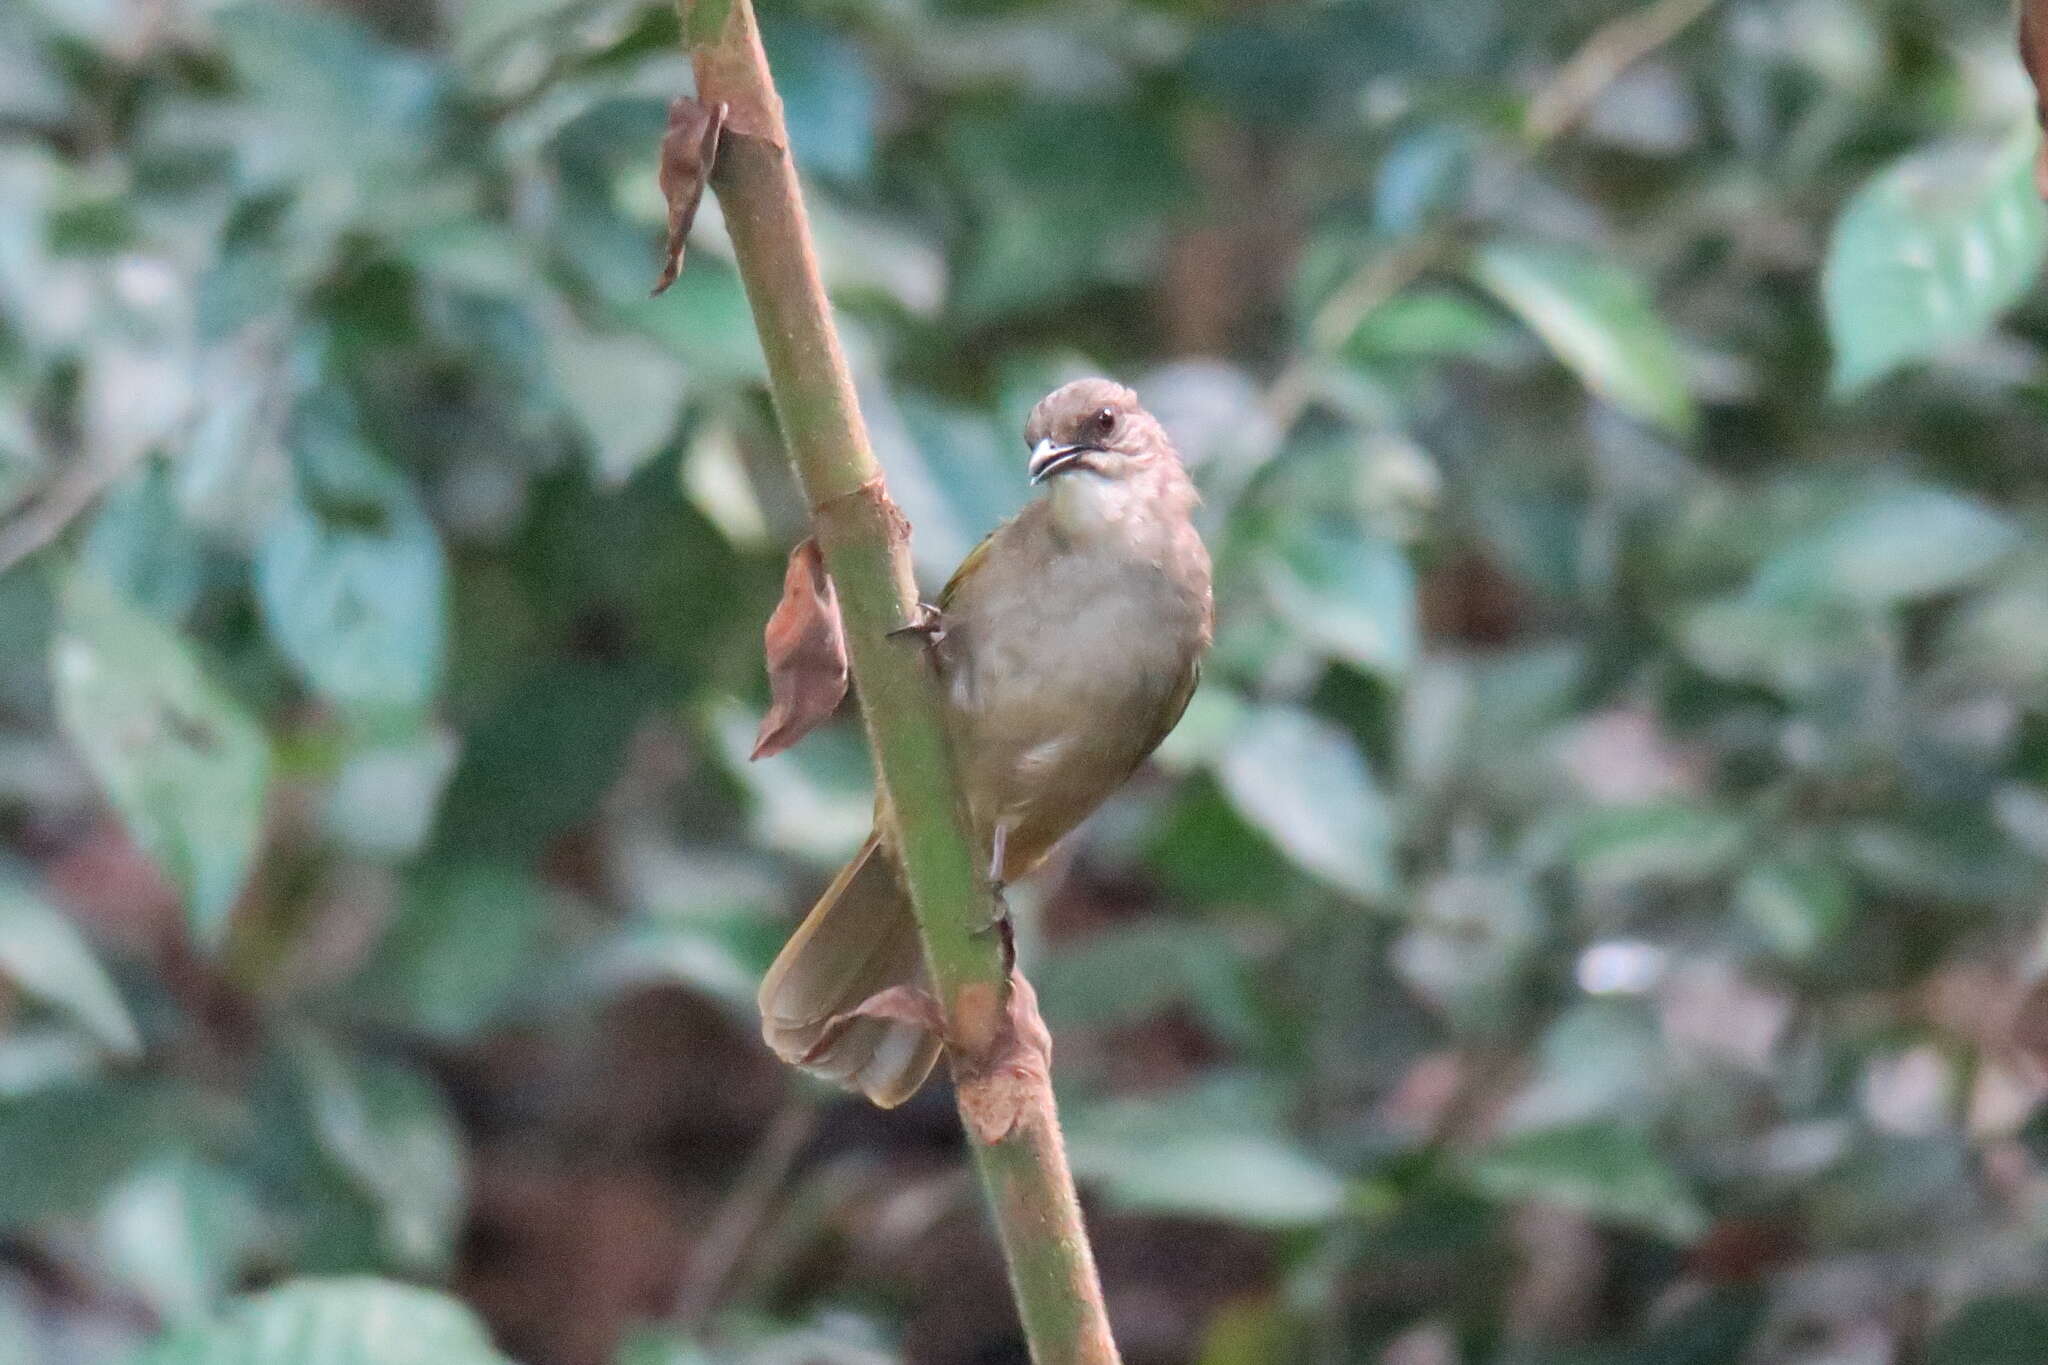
left=652, top=96, right=726, bottom=296
left=800, top=970, right=1050, bottom=1144
left=955, top=972, right=1052, bottom=1146
left=752, top=537, right=850, bottom=759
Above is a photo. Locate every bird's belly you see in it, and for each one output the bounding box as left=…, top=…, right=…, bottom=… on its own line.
left=943, top=573, right=1189, bottom=872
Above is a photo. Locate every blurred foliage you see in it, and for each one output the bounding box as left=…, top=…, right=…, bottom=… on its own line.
left=4, top=0, right=2048, bottom=1362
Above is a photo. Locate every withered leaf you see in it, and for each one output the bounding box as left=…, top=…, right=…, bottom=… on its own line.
left=802, top=969, right=1050, bottom=1144
left=751, top=536, right=849, bottom=760
left=955, top=972, right=1051, bottom=1146
left=652, top=96, right=726, bottom=297
left=2024, top=1, right=2048, bottom=198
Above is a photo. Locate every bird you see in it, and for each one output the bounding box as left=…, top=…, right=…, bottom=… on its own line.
left=757, top=377, right=1215, bottom=1106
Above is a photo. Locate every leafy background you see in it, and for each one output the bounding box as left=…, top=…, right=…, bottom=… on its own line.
left=4, top=0, right=2048, bottom=1361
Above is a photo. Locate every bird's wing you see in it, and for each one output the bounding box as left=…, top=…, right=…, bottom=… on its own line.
left=937, top=529, right=996, bottom=610
left=1130, top=657, right=1202, bottom=777
left=939, top=506, right=1036, bottom=611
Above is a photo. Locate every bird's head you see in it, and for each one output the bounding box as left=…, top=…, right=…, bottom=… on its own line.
left=1023, top=379, right=1174, bottom=486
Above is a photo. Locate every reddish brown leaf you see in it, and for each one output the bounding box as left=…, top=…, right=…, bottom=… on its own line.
left=955, top=973, right=1052, bottom=1146
left=2024, top=1, right=2048, bottom=197
left=752, top=537, right=849, bottom=760
left=801, top=970, right=1050, bottom=1144
left=652, top=96, right=726, bottom=296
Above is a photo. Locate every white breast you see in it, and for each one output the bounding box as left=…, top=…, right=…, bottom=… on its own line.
left=941, top=523, right=1202, bottom=827
left=934, top=458, right=1211, bottom=846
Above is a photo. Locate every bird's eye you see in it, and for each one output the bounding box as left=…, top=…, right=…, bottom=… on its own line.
left=1091, top=407, right=1117, bottom=437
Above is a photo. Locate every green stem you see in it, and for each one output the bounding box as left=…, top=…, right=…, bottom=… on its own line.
left=674, top=5, right=1120, bottom=1361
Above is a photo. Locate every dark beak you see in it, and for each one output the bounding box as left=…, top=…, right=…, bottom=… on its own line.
left=1029, top=440, right=1095, bottom=484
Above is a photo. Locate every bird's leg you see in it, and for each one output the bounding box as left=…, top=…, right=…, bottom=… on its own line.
left=975, top=823, right=1014, bottom=976
left=987, top=821, right=1009, bottom=893
left=887, top=601, right=945, bottom=645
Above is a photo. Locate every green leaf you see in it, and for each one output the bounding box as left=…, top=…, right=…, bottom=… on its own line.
left=0, top=1079, right=169, bottom=1226
left=1823, top=122, right=2048, bottom=395
left=1503, top=1002, right=1668, bottom=1131
left=1070, top=1130, right=1346, bottom=1227
left=1736, top=853, right=1850, bottom=959
left=1931, top=1296, right=2048, bottom=1365
left=0, top=876, right=138, bottom=1056
left=0, top=8, right=66, bottom=127
left=1633, top=1288, right=1767, bottom=1365
left=0, top=1277, right=39, bottom=1365
left=611, top=262, right=767, bottom=381
left=433, top=661, right=650, bottom=858
left=134, top=1278, right=513, bottom=1365
left=348, top=862, right=552, bottom=1040
left=285, top=1034, right=465, bottom=1271
left=1259, top=520, right=1418, bottom=680
left=321, top=727, right=459, bottom=858
left=82, top=459, right=204, bottom=625
left=1066, top=1079, right=1345, bottom=1227
left=213, top=5, right=444, bottom=183
left=1937, top=564, right=2048, bottom=700
left=1680, top=594, right=1885, bottom=697
left=1843, top=810, right=2033, bottom=904
left=617, top=1329, right=718, bottom=1365
left=454, top=0, right=590, bottom=64
left=1341, top=286, right=1516, bottom=364
left=572, top=922, right=759, bottom=1013
left=1037, top=921, right=1261, bottom=1047
left=1391, top=865, right=1542, bottom=1030
left=1812, top=1134, right=1970, bottom=1243
left=97, top=1151, right=258, bottom=1322
left=397, top=220, right=538, bottom=299
left=1217, top=705, right=1395, bottom=901
left=255, top=397, right=448, bottom=718
left=51, top=571, right=271, bottom=949
left=1470, top=1121, right=1706, bottom=1242
left=1568, top=802, right=1746, bottom=891
left=1752, top=483, right=2018, bottom=607
left=713, top=702, right=874, bottom=864
left=862, top=383, right=1023, bottom=582
left=760, top=17, right=875, bottom=181
left=546, top=310, right=688, bottom=487
left=810, top=197, right=947, bottom=316
left=1194, top=1299, right=1290, bottom=1365
left=1469, top=240, right=1696, bottom=436
left=617, top=1320, right=888, bottom=1365
left=944, top=104, right=1188, bottom=323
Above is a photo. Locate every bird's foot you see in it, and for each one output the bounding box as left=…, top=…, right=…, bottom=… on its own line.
left=887, top=602, right=945, bottom=645
left=973, top=881, right=1016, bottom=975
left=972, top=879, right=1009, bottom=931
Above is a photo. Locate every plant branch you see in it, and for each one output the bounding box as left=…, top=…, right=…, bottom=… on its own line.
left=674, top=1099, right=815, bottom=1329
left=1524, top=0, right=1722, bottom=146
left=0, top=446, right=140, bottom=578
left=670, top=3, right=1119, bottom=1359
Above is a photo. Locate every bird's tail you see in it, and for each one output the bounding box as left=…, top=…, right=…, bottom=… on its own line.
left=757, top=832, right=942, bottom=1107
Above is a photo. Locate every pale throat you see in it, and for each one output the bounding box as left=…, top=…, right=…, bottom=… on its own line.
left=1045, top=469, right=1151, bottom=545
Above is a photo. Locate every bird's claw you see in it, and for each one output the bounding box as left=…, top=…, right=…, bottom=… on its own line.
left=887, top=602, right=945, bottom=645
left=972, top=879, right=1009, bottom=931
left=973, top=886, right=1017, bottom=976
